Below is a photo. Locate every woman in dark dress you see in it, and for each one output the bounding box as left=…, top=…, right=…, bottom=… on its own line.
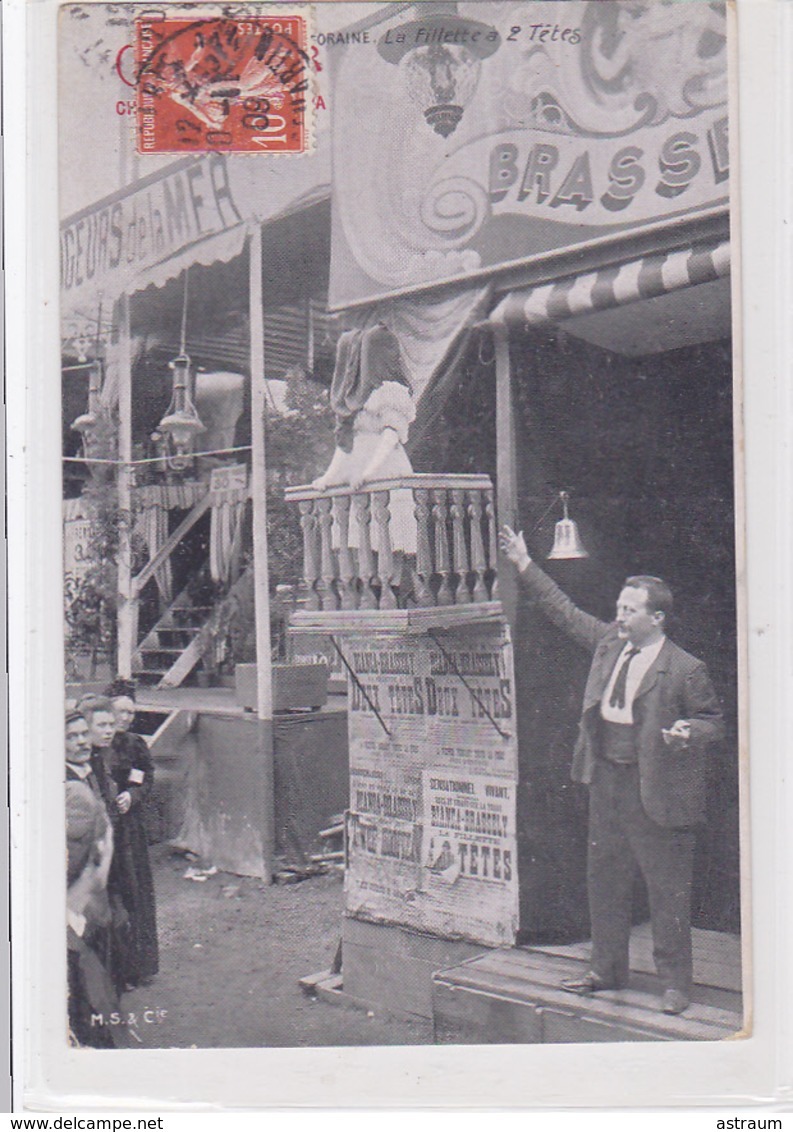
left=104, top=679, right=159, bottom=988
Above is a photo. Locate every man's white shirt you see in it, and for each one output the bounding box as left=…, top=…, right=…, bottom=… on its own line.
left=600, top=637, right=666, bottom=724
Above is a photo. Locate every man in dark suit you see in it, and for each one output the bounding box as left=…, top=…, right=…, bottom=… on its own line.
left=499, top=526, right=725, bottom=1015
left=65, top=709, right=120, bottom=1047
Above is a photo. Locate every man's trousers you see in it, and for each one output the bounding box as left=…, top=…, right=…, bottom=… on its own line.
left=587, top=759, right=696, bottom=994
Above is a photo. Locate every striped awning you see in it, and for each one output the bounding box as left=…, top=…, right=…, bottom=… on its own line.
left=488, top=239, right=731, bottom=329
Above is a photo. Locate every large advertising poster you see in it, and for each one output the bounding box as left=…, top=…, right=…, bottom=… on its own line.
left=329, top=0, right=728, bottom=307
left=343, top=623, right=519, bottom=947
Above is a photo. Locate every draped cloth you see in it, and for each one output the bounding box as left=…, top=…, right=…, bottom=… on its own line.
left=134, top=482, right=206, bottom=510
left=322, top=287, right=491, bottom=555
left=339, top=286, right=492, bottom=454
left=194, top=371, right=245, bottom=456
left=209, top=469, right=249, bottom=586
left=140, top=498, right=172, bottom=605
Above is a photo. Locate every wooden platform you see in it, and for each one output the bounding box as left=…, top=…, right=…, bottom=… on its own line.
left=342, top=916, right=482, bottom=1021
left=136, top=685, right=348, bottom=717
left=433, top=927, right=744, bottom=1045
left=539, top=922, right=742, bottom=995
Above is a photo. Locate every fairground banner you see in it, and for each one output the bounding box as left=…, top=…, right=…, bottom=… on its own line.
left=329, top=0, right=728, bottom=307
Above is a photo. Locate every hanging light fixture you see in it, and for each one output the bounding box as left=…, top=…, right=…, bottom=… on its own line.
left=377, top=5, right=500, bottom=138
left=547, top=491, right=589, bottom=560
left=155, top=268, right=205, bottom=472
left=70, top=301, right=105, bottom=455
left=70, top=358, right=104, bottom=445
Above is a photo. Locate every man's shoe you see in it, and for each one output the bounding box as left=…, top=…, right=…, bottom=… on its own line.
left=661, top=989, right=690, bottom=1015
left=560, top=971, right=616, bottom=996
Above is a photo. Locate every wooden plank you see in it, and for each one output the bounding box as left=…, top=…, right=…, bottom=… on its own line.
left=249, top=223, right=274, bottom=724
left=440, top=947, right=736, bottom=1012
left=433, top=973, right=739, bottom=1041
left=285, top=473, right=493, bottom=501
left=158, top=633, right=206, bottom=689
left=433, top=954, right=742, bottom=1038
left=147, top=709, right=196, bottom=756
left=433, top=973, right=733, bottom=1044
left=540, top=1007, right=658, bottom=1044
left=534, top=924, right=743, bottom=993
left=437, top=947, right=742, bottom=1017
left=433, top=982, right=543, bottom=1045
left=289, top=601, right=504, bottom=634
left=116, top=293, right=135, bottom=678
left=132, top=494, right=212, bottom=597
left=494, top=324, right=518, bottom=625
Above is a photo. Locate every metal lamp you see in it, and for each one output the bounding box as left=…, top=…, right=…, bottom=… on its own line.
left=70, top=359, right=104, bottom=450
left=155, top=268, right=205, bottom=471
left=377, top=6, right=500, bottom=138
left=156, top=352, right=205, bottom=471
left=547, top=491, right=589, bottom=560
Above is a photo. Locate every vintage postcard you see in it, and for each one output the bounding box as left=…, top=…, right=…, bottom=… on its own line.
left=54, top=0, right=746, bottom=1090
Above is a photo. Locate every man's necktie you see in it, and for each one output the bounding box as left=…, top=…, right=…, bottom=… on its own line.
left=609, top=647, right=641, bottom=709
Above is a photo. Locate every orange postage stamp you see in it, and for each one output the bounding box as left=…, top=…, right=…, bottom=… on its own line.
left=135, top=14, right=311, bottom=154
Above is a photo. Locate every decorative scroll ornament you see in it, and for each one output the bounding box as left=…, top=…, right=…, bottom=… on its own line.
left=499, top=0, right=727, bottom=137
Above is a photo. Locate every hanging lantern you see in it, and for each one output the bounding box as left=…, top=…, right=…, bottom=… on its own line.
left=548, top=491, right=589, bottom=560
left=155, top=268, right=205, bottom=472
left=156, top=352, right=205, bottom=471
left=70, top=300, right=106, bottom=456
left=70, top=359, right=104, bottom=451
left=377, top=9, right=500, bottom=138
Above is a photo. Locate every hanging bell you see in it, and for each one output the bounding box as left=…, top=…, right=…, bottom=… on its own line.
left=547, top=491, right=589, bottom=560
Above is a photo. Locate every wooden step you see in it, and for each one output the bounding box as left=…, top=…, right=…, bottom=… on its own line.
left=156, top=627, right=201, bottom=640
left=140, top=648, right=190, bottom=667
left=432, top=946, right=744, bottom=1045
left=132, top=670, right=166, bottom=686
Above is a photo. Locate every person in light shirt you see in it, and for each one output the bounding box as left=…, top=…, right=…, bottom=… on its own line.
left=499, top=526, right=725, bottom=1016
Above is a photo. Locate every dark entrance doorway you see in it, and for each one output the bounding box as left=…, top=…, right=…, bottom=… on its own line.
left=509, top=326, right=738, bottom=941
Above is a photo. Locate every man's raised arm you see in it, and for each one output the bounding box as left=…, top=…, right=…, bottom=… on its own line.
left=499, top=526, right=608, bottom=654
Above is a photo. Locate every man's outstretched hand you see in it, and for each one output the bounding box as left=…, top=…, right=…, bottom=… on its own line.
left=499, top=525, right=532, bottom=572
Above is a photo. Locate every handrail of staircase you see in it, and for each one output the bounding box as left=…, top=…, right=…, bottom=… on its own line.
left=132, top=492, right=212, bottom=599
left=159, top=564, right=254, bottom=689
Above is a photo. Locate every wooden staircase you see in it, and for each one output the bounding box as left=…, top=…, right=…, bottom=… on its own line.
left=132, top=566, right=254, bottom=689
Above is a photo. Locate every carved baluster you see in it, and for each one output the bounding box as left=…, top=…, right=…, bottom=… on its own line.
left=484, top=488, right=499, bottom=599
left=333, top=495, right=357, bottom=610
left=372, top=491, right=397, bottom=610
left=315, top=496, right=339, bottom=611
left=354, top=492, right=377, bottom=609
left=413, top=488, right=434, bottom=606
left=299, top=500, right=320, bottom=611
left=467, top=490, right=488, bottom=604
left=432, top=488, right=453, bottom=606
left=450, top=487, right=470, bottom=603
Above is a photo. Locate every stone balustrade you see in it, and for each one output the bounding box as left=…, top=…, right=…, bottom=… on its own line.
left=284, top=475, right=499, bottom=614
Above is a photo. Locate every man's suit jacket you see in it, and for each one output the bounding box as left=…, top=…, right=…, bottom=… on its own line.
left=518, top=561, right=725, bottom=827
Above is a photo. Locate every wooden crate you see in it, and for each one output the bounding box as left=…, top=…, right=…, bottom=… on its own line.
left=234, top=662, right=329, bottom=711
